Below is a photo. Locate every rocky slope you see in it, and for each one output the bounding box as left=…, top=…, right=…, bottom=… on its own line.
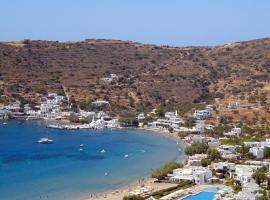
left=0, top=38, right=269, bottom=113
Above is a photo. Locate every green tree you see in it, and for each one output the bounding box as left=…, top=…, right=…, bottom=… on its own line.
left=151, top=162, right=183, bottom=180
left=168, top=127, right=174, bottom=133
left=252, top=168, right=267, bottom=185
left=184, top=117, right=196, bottom=128
left=264, top=147, right=270, bottom=159
left=155, top=106, right=165, bottom=117
left=201, top=158, right=211, bottom=167
left=207, top=148, right=221, bottom=161
left=185, top=143, right=209, bottom=156
left=68, top=114, right=79, bottom=123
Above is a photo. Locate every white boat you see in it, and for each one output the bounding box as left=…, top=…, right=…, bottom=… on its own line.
left=124, top=154, right=129, bottom=158
left=3, top=122, right=7, bottom=125
left=79, top=148, right=84, bottom=151
left=101, top=149, right=106, bottom=153
left=104, top=172, right=108, bottom=176
left=80, top=144, right=84, bottom=147
left=37, top=137, right=53, bottom=144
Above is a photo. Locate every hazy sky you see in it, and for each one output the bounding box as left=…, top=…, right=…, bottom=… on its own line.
left=0, top=0, right=270, bottom=46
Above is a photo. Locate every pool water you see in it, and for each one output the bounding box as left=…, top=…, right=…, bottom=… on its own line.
left=183, top=191, right=216, bottom=200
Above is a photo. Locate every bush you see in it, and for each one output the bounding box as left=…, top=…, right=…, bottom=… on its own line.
left=207, top=148, right=221, bottom=161
left=264, top=147, right=270, bottom=159
left=123, top=195, right=145, bottom=200
left=185, top=143, right=209, bottom=156
left=252, top=167, right=267, bottom=185
left=201, top=158, right=211, bottom=167
left=151, top=162, right=183, bottom=180
left=68, top=114, right=79, bottom=123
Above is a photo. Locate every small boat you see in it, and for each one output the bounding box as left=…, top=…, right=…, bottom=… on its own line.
left=80, top=144, right=84, bottom=147
left=124, top=154, right=129, bottom=158
left=79, top=148, right=84, bottom=151
left=104, top=172, right=108, bottom=176
left=101, top=149, right=106, bottom=153
left=3, top=122, right=7, bottom=125
left=37, top=138, right=53, bottom=144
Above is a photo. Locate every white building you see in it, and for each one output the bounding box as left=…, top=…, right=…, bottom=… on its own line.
left=92, top=100, right=110, bottom=107
left=249, top=147, right=264, bottom=159
left=213, top=162, right=236, bottom=172
left=193, top=110, right=212, bottom=119
left=137, top=113, right=145, bottom=120
left=188, top=154, right=207, bottom=166
left=169, top=167, right=212, bottom=184
left=224, top=127, right=241, bottom=137
left=235, top=165, right=261, bottom=184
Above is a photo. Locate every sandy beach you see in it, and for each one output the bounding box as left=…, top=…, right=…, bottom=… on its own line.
left=84, top=178, right=178, bottom=200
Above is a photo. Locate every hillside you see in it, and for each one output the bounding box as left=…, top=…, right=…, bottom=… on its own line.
left=0, top=38, right=270, bottom=114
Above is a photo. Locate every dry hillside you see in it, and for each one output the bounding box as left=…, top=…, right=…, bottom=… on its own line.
left=0, top=38, right=270, bottom=113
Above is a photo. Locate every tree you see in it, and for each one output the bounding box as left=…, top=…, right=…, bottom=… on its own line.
left=68, top=114, right=79, bottom=123
left=123, top=195, right=144, bottom=200
left=201, top=158, right=211, bottom=167
left=185, top=143, right=209, bottom=156
left=168, top=127, right=174, bottom=133
left=155, top=106, right=165, bottom=117
left=252, top=168, right=267, bottom=185
left=151, top=162, right=183, bottom=180
left=184, top=117, right=196, bottom=128
left=264, top=147, right=270, bottom=159
left=207, top=148, right=221, bottom=161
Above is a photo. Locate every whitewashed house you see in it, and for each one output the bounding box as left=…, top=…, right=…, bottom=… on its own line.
left=224, top=127, right=241, bottom=137
left=137, top=113, right=145, bottom=120
left=235, top=165, right=261, bottom=184
left=193, top=110, right=212, bottom=119
left=249, top=147, right=264, bottom=159
left=188, top=154, right=207, bottom=166
left=169, top=166, right=212, bottom=184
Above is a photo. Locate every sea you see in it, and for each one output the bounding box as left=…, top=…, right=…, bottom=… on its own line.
left=0, top=120, right=185, bottom=200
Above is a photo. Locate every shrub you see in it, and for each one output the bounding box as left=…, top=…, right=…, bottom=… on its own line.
left=123, top=195, right=145, bottom=200
left=185, top=143, right=208, bottom=156
left=151, top=162, right=183, bottom=180
left=201, top=158, right=211, bottom=167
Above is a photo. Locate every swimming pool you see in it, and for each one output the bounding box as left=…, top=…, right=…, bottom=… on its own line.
left=182, top=186, right=231, bottom=200
left=182, top=191, right=216, bottom=200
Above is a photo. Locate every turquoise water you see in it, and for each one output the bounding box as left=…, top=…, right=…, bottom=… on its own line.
left=183, top=191, right=216, bottom=200
left=0, top=120, right=184, bottom=200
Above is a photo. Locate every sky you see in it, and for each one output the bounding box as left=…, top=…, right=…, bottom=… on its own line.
left=0, top=0, right=270, bottom=46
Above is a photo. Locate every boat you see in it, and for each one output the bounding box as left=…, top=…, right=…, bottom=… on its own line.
left=3, top=122, right=7, bottom=125
left=124, top=154, right=129, bottom=158
left=80, top=144, right=84, bottom=147
left=79, top=148, right=84, bottom=151
left=37, top=137, right=53, bottom=144
left=104, top=172, right=108, bottom=176
left=101, top=149, right=106, bottom=153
